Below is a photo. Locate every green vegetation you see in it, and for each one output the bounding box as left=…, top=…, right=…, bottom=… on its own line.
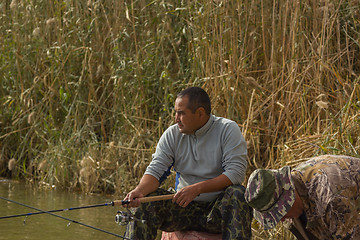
left=1, top=1, right=359, bottom=238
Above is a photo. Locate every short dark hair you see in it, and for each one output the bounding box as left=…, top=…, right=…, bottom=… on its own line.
left=177, top=87, right=211, bottom=115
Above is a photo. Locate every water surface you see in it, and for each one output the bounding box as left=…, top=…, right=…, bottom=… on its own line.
left=0, top=179, right=127, bottom=240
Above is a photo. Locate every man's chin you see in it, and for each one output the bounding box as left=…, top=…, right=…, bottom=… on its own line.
left=178, top=126, right=186, bottom=133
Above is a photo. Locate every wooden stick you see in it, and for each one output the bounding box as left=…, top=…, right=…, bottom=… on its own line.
left=112, top=194, right=175, bottom=206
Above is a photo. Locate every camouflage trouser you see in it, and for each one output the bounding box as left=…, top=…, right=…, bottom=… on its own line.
left=125, top=185, right=253, bottom=240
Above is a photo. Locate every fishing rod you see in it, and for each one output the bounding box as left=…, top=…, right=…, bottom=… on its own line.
left=114, top=194, right=175, bottom=205
left=113, top=194, right=175, bottom=226
left=0, top=194, right=175, bottom=219
left=0, top=194, right=174, bottom=239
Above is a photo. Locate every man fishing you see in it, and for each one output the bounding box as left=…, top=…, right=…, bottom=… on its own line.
left=245, top=154, right=360, bottom=240
left=123, top=86, right=253, bottom=239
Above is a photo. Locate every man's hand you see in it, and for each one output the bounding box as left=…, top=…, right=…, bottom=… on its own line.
left=123, top=174, right=160, bottom=208
left=124, top=189, right=144, bottom=208
left=172, top=184, right=200, bottom=208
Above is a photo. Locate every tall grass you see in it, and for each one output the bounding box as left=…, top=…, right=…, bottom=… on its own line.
left=0, top=0, right=359, bottom=238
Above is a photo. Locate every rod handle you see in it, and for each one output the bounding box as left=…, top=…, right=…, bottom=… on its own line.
left=139, top=194, right=175, bottom=203
left=112, top=194, right=175, bottom=206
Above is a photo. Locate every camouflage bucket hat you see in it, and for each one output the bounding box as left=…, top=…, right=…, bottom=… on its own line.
left=244, top=166, right=295, bottom=230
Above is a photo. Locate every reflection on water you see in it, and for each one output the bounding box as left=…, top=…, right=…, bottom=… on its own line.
left=0, top=179, right=127, bottom=240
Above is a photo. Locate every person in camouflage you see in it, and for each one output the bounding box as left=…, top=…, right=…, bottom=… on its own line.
left=123, top=87, right=253, bottom=239
left=245, top=155, right=360, bottom=240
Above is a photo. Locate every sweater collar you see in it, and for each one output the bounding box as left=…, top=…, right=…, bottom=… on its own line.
left=194, top=114, right=214, bottom=137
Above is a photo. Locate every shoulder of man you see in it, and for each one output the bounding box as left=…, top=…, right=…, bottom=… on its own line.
left=294, top=155, right=359, bottom=176
left=212, top=115, right=240, bottom=128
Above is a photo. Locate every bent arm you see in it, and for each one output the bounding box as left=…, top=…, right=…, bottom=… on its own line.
left=134, top=174, right=160, bottom=195
left=193, top=174, right=232, bottom=194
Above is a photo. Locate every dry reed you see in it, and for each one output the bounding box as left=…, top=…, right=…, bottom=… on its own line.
left=0, top=0, right=359, bottom=238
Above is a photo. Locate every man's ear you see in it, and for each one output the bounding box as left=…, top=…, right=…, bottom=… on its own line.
left=196, top=107, right=206, bottom=117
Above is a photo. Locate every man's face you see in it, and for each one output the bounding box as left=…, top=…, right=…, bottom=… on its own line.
left=281, top=191, right=304, bottom=221
left=174, top=96, right=201, bottom=135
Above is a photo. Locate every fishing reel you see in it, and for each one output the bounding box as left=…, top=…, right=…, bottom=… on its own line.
left=115, top=210, right=146, bottom=225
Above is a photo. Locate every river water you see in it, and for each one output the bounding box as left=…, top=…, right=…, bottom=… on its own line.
left=0, top=179, right=127, bottom=240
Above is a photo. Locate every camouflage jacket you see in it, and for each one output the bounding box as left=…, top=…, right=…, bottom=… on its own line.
left=290, top=155, right=360, bottom=240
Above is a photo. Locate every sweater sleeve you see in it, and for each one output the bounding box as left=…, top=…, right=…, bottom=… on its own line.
left=221, top=121, right=248, bottom=185
left=144, top=126, right=176, bottom=182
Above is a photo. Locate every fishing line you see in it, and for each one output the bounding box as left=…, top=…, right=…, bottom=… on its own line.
left=0, top=196, right=130, bottom=239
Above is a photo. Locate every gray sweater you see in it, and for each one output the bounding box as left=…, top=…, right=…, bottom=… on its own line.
left=144, top=114, right=248, bottom=201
